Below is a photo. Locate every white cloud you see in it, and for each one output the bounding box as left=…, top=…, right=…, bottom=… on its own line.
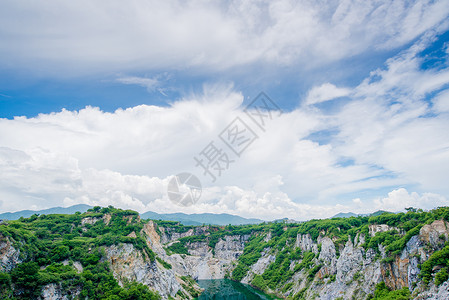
left=330, top=35, right=449, bottom=196
left=1, top=29, right=449, bottom=218
left=0, top=145, right=447, bottom=220
left=374, top=188, right=449, bottom=212
left=116, top=76, right=159, bottom=91
left=116, top=74, right=172, bottom=95
left=306, top=83, right=351, bottom=105
left=0, top=0, right=448, bottom=75
left=433, top=89, right=449, bottom=113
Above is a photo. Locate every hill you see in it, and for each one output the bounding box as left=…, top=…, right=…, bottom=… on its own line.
left=331, top=212, right=358, bottom=218
left=0, top=205, right=264, bottom=226
left=2, top=206, right=449, bottom=299
left=331, top=210, right=392, bottom=219
left=0, top=204, right=92, bottom=220
left=140, top=211, right=264, bottom=226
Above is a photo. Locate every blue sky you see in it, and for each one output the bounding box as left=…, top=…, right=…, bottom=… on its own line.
left=0, top=43, right=399, bottom=118
left=1, top=0, right=449, bottom=220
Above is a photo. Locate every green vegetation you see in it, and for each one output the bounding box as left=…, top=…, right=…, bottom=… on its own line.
left=420, top=244, right=449, bottom=284
left=0, top=206, right=160, bottom=299
left=3, top=205, right=449, bottom=298
left=251, top=274, right=268, bottom=291
left=292, top=287, right=308, bottom=300
left=162, top=223, right=265, bottom=259
left=307, top=264, right=322, bottom=282
left=226, top=207, right=449, bottom=295
left=152, top=220, right=195, bottom=234
left=294, top=252, right=315, bottom=273
left=179, top=276, right=200, bottom=298
left=367, top=282, right=410, bottom=300
left=166, top=241, right=190, bottom=255
left=156, top=257, right=172, bottom=269
left=435, top=268, right=449, bottom=286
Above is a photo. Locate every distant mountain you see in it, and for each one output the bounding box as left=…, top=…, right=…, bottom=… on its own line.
left=0, top=204, right=392, bottom=224
left=332, top=212, right=359, bottom=218
left=140, top=211, right=264, bottom=226
left=369, top=210, right=391, bottom=216
left=0, top=204, right=92, bottom=220
left=331, top=210, right=392, bottom=219
left=0, top=205, right=264, bottom=225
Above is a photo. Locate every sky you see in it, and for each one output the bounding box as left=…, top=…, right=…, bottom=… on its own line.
left=1, top=0, right=449, bottom=220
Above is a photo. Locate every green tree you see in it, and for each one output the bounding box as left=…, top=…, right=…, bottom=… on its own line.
left=11, top=262, right=40, bottom=297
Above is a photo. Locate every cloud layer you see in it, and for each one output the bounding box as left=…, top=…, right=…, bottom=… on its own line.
left=1, top=30, right=449, bottom=219
left=1, top=0, right=448, bottom=75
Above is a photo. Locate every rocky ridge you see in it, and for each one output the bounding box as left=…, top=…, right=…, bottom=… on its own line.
left=152, top=218, right=449, bottom=299
left=3, top=208, right=449, bottom=299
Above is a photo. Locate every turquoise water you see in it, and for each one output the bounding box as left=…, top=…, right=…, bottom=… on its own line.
left=197, top=279, right=275, bottom=300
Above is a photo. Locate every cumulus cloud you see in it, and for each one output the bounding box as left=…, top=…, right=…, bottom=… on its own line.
left=0, top=146, right=350, bottom=220
left=374, top=188, right=449, bottom=212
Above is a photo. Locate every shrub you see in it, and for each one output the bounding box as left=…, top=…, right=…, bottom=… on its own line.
left=166, top=241, right=189, bottom=255
left=435, top=268, right=449, bottom=286
left=367, top=282, right=410, bottom=300
left=251, top=275, right=267, bottom=291
left=307, top=264, right=322, bottom=282
left=420, top=245, right=449, bottom=284
left=156, top=257, right=172, bottom=269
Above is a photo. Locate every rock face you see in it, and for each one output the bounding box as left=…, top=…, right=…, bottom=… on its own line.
left=419, top=220, right=449, bottom=249
left=336, top=237, right=364, bottom=283
left=318, top=236, right=337, bottom=274
left=81, top=217, right=99, bottom=226
left=9, top=215, right=449, bottom=300
left=141, top=220, right=254, bottom=284
left=142, top=221, right=237, bottom=280
left=382, top=235, right=424, bottom=290
left=282, top=220, right=449, bottom=299
left=241, top=247, right=275, bottom=284
left=307, top=234, right=382, bottom=299
left=40, top=284, right=64, bottom=300
left=144, top=219, right=449, bottom=299
left=142, top=221, right=165, bottom=255
left=415, top=280, right=449, bottom=299
left=0, top=234, right=21, bottom=272
left=40, top=283, right=80, bottom=300
left=166, top=236, right=247, bottom=280
left=214, top=235, right=246, bottom=260
left=105, top=243, right=181, bottom=299
left=295, top=233, right=318, bottom=253
left=368, top=224, right=402, bottom=237
left=159, top=226, right=209, bottom=244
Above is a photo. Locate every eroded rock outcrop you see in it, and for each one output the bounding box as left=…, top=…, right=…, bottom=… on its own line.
left=295, top=233, right=318, bottom=253
left=214, top=235, right=247, bottom=260
left=164, top=236, right=247, bottom=280
left=6, top=210, right=449, bottom=300
left=40, top=283, right=80, bottom=300
left=369, top=224, right=403, bottom=237
left=0, top=234, right=22, bottom=272
left=105, top=243, right=182, bottom=299
left=419, top=220, right=449, bottom=249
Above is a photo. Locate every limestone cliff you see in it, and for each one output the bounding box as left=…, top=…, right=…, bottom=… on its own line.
left=154, top=218, right=449, bottom=299
left=0, top=234, right=22, bottom=272
left=4, top=207, right=449, bottom=300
